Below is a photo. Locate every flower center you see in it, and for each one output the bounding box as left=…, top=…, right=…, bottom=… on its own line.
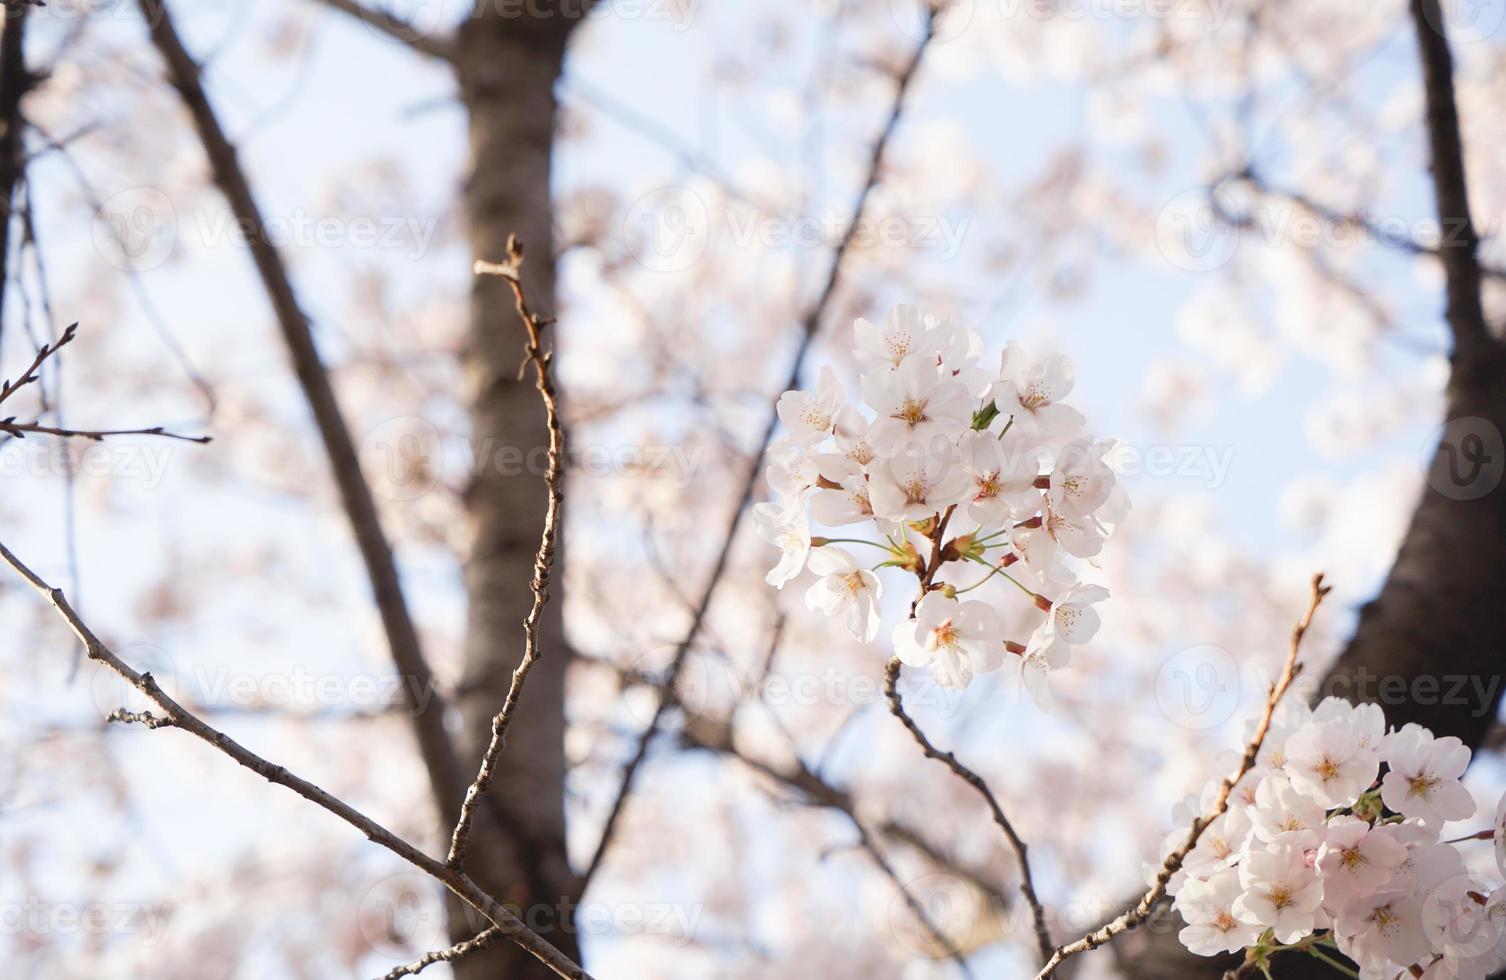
left=1021, top=382, right=1051, bottom=410
left=975, top=472, right=1000, bottom=499
left=893, top=397, right=928, bottom=426
left=1316, top=757, right=1340, bottom=781
left=1341, top=848, right=1364, bottom=870
left=1270, top=886, right=1292, bottom=911
left=1213, top=911, right=1238, bottom=932
left=885, top=333, right=912, bottom=364
left=1409, top=774, right=1438, bottom=799
left=932, top=621, right=960, bottom=650
left=903, top=477, right=928, bottom=504
left=841, top=572, right=866, bottom=596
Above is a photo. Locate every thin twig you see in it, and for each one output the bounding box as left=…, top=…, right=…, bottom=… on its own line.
left=0, top=317, right=70, bottom=404
left=446, top=238, right=565, bottom=870
left=0, top=539, right=593, bottom=980
left=1034, top=574, right=1331, bottom=979
left=882, top=502, right=1053, bottom=964
left=377, top=926, right=503, bottom=980
left=853, top=821, right=975, bottom=979
left=575, top=4, right=942, bottom=899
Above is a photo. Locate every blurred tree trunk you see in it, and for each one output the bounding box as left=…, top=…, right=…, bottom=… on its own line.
left=445, top=9, right=583, bottom=977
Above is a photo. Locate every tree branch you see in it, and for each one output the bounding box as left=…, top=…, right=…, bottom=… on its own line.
left=0, top=0, right=34, bottom=358
left=1408, top=0, right=1491, bottom=357
left=446, top=239, right=565, bottom=870
left=0, top=540, right=592, bottom=980
left=378, top=926, right=503, bottom=980
left=303, top=0, right=455, bottom=62
left=136, top=0, right=466, bottom=828
left=575, top=5, right=943, bottom=899
left=1035, top=575, right=1330, bottom=979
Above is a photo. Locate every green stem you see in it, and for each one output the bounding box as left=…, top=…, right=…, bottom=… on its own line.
left=815, top=537, right=894, bottom=552
left=1306, top=947, right=1358, bottom=978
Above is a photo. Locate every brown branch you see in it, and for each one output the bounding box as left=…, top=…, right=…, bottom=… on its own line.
left=0, top=0, right=33, bottom=358
left=136, top=0, right=466, bottom=828
left=446, top=239, right=564, bottom=870
left=0, top=317, right=69, bottom=405
left=1408, top=0, right=1491, bottom=357
left=378, top=926, right=503, bottom=980
left=0, top=322, right=210, bottom=443
left=880, top=504, right=1054, bottom=965
left=883, top=666, right=1050, bottom=964
left=0, top=540, right=593, bottom=980
left=1215, top=169, right=1506, bottom=285
left=853, top=820, right=975, bottom=978
left=303, top=0, right=455, bottom=62
left=1034, top=575, right=1331, bottom=979
left=0, top=420, right=210, bottom=442
left=575, top=4, right=943, bottom=899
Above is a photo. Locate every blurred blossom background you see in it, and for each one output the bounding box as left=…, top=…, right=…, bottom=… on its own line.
left=2, top=0, right=1505, bottom=977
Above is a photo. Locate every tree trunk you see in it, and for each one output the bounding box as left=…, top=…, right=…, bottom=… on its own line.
left=447, top=11, right=583, bottom=977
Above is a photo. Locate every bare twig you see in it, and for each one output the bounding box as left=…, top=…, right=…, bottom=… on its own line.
left=137, top=0, right=465, bottom=827
left=882, top=507, right=1053, bottom=965
left=0, top=540, right=593, bottom=980
left=853, top=821, right=975, bottom=979
left=1034, top=574, right=1331, bottom=979
left=303, top=0, right=454, bottom=62
left=0, top=322, right=210, bottom=443
left=446, top=238, right=565, bottom=870
left=377, top=926, right=503, bottom=980
left=576, top=5, right=942, bottom=898
left=0, top=317, right=69, bottom=404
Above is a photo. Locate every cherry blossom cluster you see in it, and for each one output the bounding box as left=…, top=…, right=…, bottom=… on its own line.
left=1169, top=696, right=1506, bottom=978
left=754, top=305, right=1127, bottom=706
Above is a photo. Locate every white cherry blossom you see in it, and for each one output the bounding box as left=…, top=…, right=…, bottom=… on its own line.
left=1382, top=724, right=1475, bottom=825
left=958, top=429, right=1041, bottom=526
left=1317, top=816, right=1407, bottom=909
left=1177, top=868, right=1262, bottom=956
left=994, top=342, right=1086, bottom=442
left=1283, top=716, right=1381, bottom=808
left=754, top=501, right=810, bottom=589
left=1234, top=843, right=1323, bottom=943
left=861, top=356, right=972, bottom=456
left=893, top=591, right=1004, bottom=690
left=775, top=366, right=844, bottom=446
left=805, top=548, right=882, bottom=643
left=869, top=447, right=967, bottom=522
